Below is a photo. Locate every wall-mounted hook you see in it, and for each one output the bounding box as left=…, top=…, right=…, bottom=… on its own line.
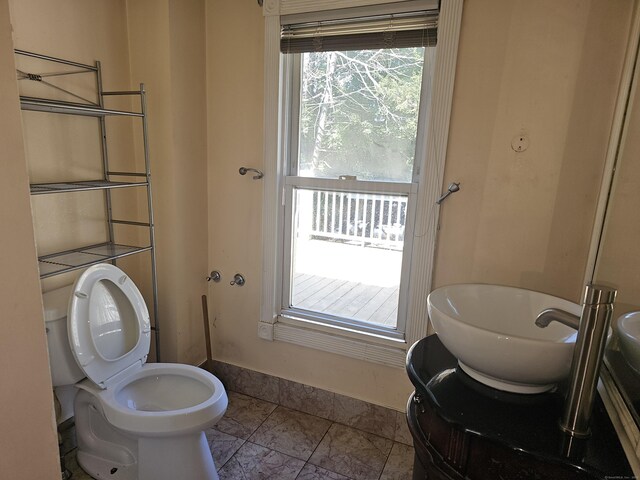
left=239, top=167, right=264, bottom=180
left=230, top=273, right=245, bottom=286
left=206, top=270, right=221, bottom=282
left=436, top=182, right=461, bottom=205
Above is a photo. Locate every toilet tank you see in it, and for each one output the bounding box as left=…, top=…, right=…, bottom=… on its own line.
left=43, top=285, right=85, bottom=386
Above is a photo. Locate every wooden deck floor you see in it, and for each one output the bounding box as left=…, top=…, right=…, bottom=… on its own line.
left=292, top=273, right=399, bottom=328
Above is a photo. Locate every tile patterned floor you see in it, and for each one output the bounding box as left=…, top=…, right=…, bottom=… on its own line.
left=65, top=390, right=414, bottom=480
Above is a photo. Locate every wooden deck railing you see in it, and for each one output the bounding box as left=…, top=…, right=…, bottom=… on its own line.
left=300, top=190, right=407, bottom=250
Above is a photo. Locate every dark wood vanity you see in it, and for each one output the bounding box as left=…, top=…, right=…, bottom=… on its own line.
left=406, top=335, right=635, bottom=480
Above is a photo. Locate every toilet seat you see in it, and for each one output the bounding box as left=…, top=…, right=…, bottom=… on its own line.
left=69, top=264, right=151, bottom=389
left=77, top=363, right=228, bottom=435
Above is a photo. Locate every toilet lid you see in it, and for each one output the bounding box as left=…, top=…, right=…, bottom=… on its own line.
left=68, top=264, right=151, bottom=388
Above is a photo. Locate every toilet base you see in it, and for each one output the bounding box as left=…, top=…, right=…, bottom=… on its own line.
left=75, top=389, right=219, bottom=480
left=138, top=433, right=219, bottom=480
left=77, top=432, right=219, bottom=480
left=77, top=450, right=137, bottom=480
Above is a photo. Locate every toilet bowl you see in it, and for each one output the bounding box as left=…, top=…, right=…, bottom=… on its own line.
left=43, top=263, right=228, bottom=480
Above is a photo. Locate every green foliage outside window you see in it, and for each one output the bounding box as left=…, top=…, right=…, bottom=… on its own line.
left=298, top=47, right=426, bottom=182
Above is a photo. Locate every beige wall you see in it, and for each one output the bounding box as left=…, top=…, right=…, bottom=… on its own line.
left=434, top=0, right=632, bottom=302
left=127, top=0, right=208, bottom=364
left=205, top=0, right=633, bottom=411
left=0, top=0, right=59, bottom=477
left=165, top=0, right=208, bottom=364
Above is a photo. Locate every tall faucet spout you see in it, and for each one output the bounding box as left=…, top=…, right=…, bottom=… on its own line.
left=560, top=284, right=617, bottom=438
left=535, top=308, right=580, bottom=330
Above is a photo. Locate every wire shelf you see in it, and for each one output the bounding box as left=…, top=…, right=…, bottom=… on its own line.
left=38, top=242, right=152, bottom=279
left=17, top=48, right=161, bottom=359
left=30, top=179, right=148, bottom=195
left=20, top=96, right=143, bottom=117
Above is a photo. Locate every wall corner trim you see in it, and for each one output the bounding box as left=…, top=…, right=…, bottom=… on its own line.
left=263, top=0, right=280, bottom=17
left=258, top=321, right=275, bottom=340
left=406, top=0, right=464, bottom=346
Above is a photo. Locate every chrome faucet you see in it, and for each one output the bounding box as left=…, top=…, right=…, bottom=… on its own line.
left=535, top=308, right=580, bottom=330
left=536, top=285, right=617, bottom=438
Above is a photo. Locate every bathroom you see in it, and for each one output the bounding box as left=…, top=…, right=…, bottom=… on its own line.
left=2, top=0, right=640, bottom=478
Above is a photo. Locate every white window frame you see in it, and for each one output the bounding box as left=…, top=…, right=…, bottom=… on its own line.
left=280, top=49, right=425, bottom=341
left=259, top=0, right=464, bottom=368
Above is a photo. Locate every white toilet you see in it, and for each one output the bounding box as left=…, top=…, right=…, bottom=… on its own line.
left=43, top=263, right=228, bottom=480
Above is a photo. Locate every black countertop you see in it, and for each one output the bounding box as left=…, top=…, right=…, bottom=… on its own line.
left=406, top=335, right=635, bottom=479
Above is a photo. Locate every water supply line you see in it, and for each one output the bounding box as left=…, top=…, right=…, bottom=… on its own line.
left=560, top=284, right=617, bottom=438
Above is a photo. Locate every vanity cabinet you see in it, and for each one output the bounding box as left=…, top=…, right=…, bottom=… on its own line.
left=406, top=336, right=633, bottom=480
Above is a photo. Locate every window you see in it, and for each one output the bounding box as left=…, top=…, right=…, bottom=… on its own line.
left=260, top=0, right=463, bottom=367
left=282, top=44, right=429, bottom=340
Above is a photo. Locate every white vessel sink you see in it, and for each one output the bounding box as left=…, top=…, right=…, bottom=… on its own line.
left=617, top=312, right=640, bottom=374
left=427, top=284, right=580, bottom=394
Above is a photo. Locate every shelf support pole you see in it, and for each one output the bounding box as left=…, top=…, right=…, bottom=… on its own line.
left=140, top=83, right=161, bottom=362
left=96, top=61, right=115, bottom=247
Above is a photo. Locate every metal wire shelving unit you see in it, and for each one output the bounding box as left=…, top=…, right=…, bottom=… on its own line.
left=16, top=49, right=161, bottom=360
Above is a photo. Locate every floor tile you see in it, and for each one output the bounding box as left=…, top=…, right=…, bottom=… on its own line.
left=205, top=428, right=245, bottom=469
left=394, top=411, right=413, bottom=446
left=212, top=362, right=280, bottom=403
left=59, top=424, right=77, bottom=456
left=332, top=394, right=396, bottom=440
left=279, top=378, right=335, bottom=420
left=308, top=423, right=393, bottom=480
left=379, top=442, right=414, bottom=480
left=218, top=442, right=305, bottom=480
left=61, top=389, right=405, bottom=480
left=249, top=406, right=332, bottom=460
left=215, top=391, right=277, bottom=439
left=210, top=361, right=238, bottom=391
left=296, top=463, right=353, bottom=479
left=63, top=450, right=93, bottom=480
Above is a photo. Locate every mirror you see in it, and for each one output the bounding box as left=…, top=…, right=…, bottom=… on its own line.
left=592, top=33, right=640, bottom=428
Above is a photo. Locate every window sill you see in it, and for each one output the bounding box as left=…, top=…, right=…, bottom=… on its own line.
left=258, top=316, right=408, bottom=368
